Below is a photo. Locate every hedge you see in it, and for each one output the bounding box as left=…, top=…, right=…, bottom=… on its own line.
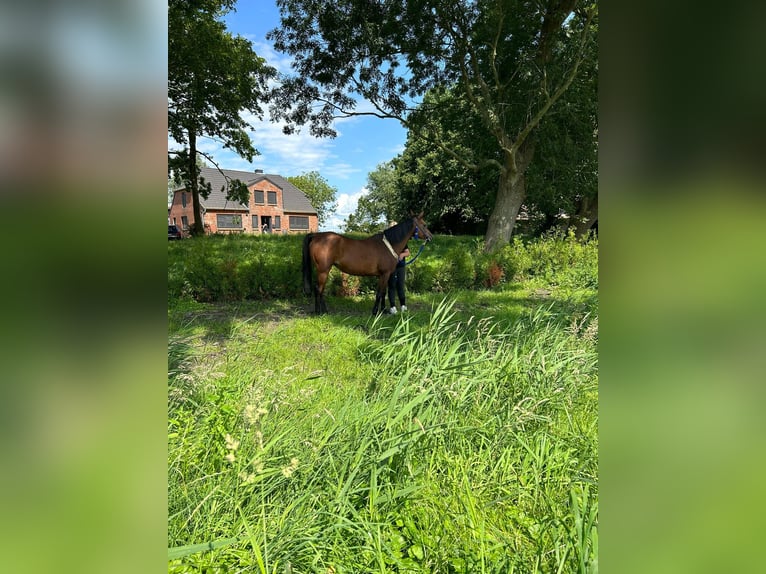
left=168, top=230, right=597, bottom=302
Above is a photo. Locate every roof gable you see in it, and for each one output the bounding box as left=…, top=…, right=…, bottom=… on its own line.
left=185, top=167, right=317, bottom=214
left=249, top=174, right=283, bottom=189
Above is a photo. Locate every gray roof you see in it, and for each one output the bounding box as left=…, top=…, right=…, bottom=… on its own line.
left=180, top=167, right=317, bottom=214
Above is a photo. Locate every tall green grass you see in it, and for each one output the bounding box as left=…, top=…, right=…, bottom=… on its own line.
left=167, top=230, right=598, bottom=302
left=168, top=295, right=598, bottom=572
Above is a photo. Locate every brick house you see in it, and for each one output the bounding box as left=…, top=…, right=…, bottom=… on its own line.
left=169, top=167, right=319, bottom=234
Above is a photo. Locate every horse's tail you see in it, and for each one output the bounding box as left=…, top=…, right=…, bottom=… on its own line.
left=302, top=233, right=315, bottom=296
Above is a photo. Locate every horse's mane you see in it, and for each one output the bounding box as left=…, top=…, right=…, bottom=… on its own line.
left=381, top=218, right=414, bottom=245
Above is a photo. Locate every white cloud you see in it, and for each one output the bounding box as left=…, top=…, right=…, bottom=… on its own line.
left=336, top=187, right=369, bottom=215
left=195, top=138, right=223, bottom=155
left=322, top=162, right=362, bottom=180
left=241, top=112, right=336, bottom=175
left=322, top=187, right=369, bottom=232
left=251, top=40, right=294, bottom=75
left=170, top=116, right=359, bottom=186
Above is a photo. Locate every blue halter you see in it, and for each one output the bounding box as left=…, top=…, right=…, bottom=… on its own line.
left=404, top=226, right=428, bottom=266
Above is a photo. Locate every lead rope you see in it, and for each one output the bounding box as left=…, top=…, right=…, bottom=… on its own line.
left=403, top=241, right=426, bottom=266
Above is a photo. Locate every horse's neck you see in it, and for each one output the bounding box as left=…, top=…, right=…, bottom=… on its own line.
left=389, top=226, right=413, bottom=253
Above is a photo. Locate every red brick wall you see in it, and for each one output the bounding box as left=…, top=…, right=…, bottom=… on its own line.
left=168, top=181, right=318, bottom=235
left=248, top=179, right=318, bottom=234
left=204, top=211, right=248, bottom=234
left=168, top=190, right=196, bottom=231
left=250, top=179, right=283, bottom=233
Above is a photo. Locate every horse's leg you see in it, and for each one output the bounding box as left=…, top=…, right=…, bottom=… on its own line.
left=372, top=274, right=388, bottom=315
left=371, top=279, right=380, bottom=315
left=316, top=270, right=329, bottom=314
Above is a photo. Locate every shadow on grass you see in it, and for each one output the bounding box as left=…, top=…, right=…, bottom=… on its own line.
left=167, top=284, right=598, bottom=405
left=167, top=281, right=597, bottom=346
left=169, top=298, right=310, bottom=344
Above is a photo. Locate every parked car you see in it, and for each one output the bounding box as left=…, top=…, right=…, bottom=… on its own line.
left=168, top=224, right=185, bottom=240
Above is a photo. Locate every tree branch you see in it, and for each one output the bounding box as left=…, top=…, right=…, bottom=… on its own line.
left=512, top=7, right=595, bottom=156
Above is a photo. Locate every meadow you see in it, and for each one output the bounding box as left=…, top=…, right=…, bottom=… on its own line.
left=168, top=231, right=598, bottom=573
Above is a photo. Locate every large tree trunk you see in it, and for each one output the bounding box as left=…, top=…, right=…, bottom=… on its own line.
left=483, top=144, right=535, bottom=253
left=188, top=130, right=205, bottom=236
left=571, top=194, right=598, bottom=239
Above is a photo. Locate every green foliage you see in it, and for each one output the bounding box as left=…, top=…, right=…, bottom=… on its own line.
left=168, top=294, right=598, bottom=572
left=344, top=161, right=400, bottom=232
left=168, top=235, right=303, bottom=302
left=325, top=268, right=378, bottom=297
left=268, top=0, right=598, bottom=247
left=168, top=0, right=274, bottom=152
left=404, top=256, right=438, bottom=293
left=169, top=231, right=598, bottom=302
left=495, top=230, right=599, bottom=290
left=395, top=59, right=598, bottom=236
left=168, top=0, right=275, bottom=231
left=287, top=171, right=338, bottom=228
left=447, top=246, right=477, bottom=289
left=395, top=88, right=501, bottom=235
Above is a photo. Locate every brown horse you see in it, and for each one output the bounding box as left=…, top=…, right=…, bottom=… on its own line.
left=302, top=213, right=433, bottom=314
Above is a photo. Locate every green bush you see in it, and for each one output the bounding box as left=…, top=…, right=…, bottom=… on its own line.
left=447, top=246, right=476, bottom=289
left=406, top=256, right=439, bottom=292
left=474, top=250, right=506, bottom=288
left=490, top=230, right=598, bottom=290
left=168, top=230, right=597, bottom=302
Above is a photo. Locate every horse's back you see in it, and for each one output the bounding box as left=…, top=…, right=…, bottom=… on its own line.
left=309, top=231, right=344, bottom=254
left=309, top=232, right=387, bottom=276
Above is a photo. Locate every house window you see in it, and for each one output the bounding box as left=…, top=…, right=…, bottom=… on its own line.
left=267, top=191, right=277, bottom=205
left=181, top=216, right=189, bottom=230
left=252, top=215, right=259, bottom=230
left=254, top=190, right=264, bottom=204
left=181, top=192, right=187, bottom=207
left=217, top=214, right=243, bottom=229
left=273, top=215, right=281, bottom=229
left=289, top=216, right=309, bottom=230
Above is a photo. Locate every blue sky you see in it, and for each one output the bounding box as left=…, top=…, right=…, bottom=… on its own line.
left=169, top=1, right=408, bottom=231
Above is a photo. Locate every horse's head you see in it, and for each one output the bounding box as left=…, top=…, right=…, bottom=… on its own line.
left=412, top=211, right=433, bottom=243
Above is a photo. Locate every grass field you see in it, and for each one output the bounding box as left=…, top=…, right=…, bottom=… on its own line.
left=168, top=236, right=598, bottom=573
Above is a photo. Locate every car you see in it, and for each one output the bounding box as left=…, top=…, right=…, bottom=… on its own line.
left=168, top=224, right=185, bottom=240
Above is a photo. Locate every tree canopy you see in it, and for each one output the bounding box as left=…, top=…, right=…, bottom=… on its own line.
left=345, top=52, right=597, bottom=238
left=168, top=0, right=275, bottom=234
left=343, top=161, right=400, bottom=233
left=395, top=32, right=598, bottom=237
left=270, top=0, right=597, bottom=250
left=286, top=171, right=338, bottom=228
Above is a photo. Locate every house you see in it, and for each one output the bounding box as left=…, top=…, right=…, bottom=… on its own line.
left=168, top=167, right=319, bottom=234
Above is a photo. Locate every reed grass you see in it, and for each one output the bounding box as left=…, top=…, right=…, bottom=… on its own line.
left=168, top=285, right=597, bottom=572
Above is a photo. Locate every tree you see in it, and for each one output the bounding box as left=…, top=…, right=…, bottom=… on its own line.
left=344, top=161, right=400, bottom=232
left=168, top=0, right=275, bottom=235
left=348, top=54, right=597, bottom=238
left=286, top=171, right=338, bottom=228
left=525, top=25, right=598, bottom=238
left=394, top=88, right=501, bottom=235
left=269, top=0, right=597, bottom=251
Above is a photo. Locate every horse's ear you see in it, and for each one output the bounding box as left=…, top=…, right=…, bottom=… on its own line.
left=417, top=211, right=424, bottom=219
